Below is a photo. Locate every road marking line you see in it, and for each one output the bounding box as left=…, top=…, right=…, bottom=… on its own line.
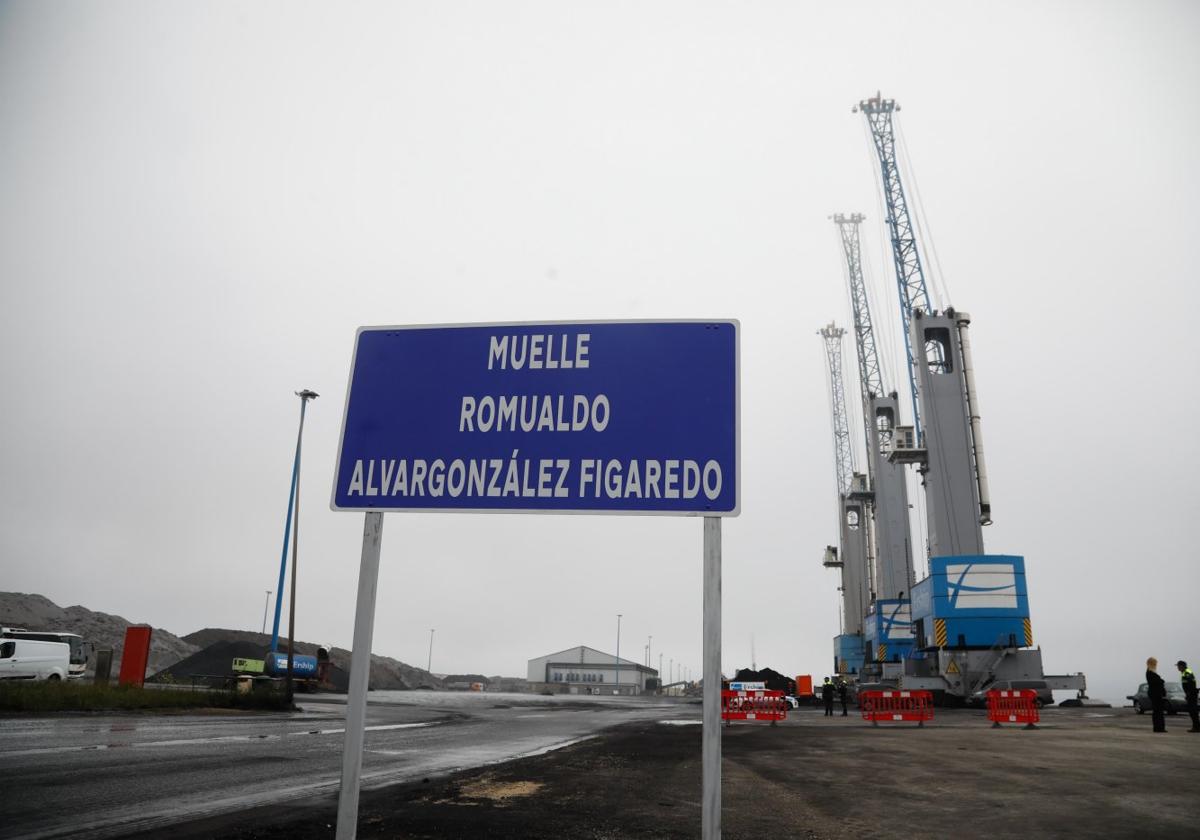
left=2, top=722, right=436, bottom=756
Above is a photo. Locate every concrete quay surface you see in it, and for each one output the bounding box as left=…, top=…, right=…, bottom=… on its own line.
left=4, top=696, right=1197, bottom=839
left=161, top=703, right=1199, bottom=840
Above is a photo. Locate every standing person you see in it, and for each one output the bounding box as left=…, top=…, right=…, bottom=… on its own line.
left=1177, top=660, right=1199, bottom=733
left=822, top=677, right=835, bottom=717
left=1146, top=657, right=1167, bottom=733
left=838, top=679, right=849, bottom=717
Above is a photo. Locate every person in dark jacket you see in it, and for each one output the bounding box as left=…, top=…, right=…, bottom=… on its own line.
left=1147, top=657, right=1167, bottom=733
left=1177, top=660, right=1199, bottom=732
left=821, top=677, right=835, bottom=717
left=838, top=679, right=849, bottom=716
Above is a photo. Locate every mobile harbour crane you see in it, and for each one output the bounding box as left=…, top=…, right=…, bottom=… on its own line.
left=818, top=94, right=1086, bottom=703
left=831, top=213, right=916, bottom=684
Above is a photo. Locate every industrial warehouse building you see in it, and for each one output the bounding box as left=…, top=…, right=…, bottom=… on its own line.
left=527, top=645, right=658, bottom=695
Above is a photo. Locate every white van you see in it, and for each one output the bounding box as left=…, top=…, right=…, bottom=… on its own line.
left=0, top=638, right=71, bottom=681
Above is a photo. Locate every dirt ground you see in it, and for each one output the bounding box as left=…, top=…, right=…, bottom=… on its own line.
left=151, top=706, right=1200, bottom=839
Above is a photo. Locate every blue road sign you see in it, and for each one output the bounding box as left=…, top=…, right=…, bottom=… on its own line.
left=331, top=320, right=738, bottom=515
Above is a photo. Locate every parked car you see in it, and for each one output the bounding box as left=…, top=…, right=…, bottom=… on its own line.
left=782, top=695, right=799, bottom=710
left=0, top=638, right=71, bottom=681
left=967, top=680, right=1054, bottom=708
left=852, top=682, right=892, bottom=706
left=1127, top=682, right=1189, bottom=715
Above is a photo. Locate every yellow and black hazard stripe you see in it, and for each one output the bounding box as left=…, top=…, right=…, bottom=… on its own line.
left=877, top=643, right=888, bottom=661
left=934, top=618, right=948, bottom=647
left=1023, top=618, right=1033, bottom=647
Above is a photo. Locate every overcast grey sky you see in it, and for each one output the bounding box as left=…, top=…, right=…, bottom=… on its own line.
left=2, top=1, right=1196, bottom=702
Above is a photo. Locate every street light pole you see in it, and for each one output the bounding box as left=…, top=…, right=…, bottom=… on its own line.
left=285, top=389, right=318, bottom=704
left=427, top=628, right=435, bottom=674
left=615, top=614, right=622, bottom=694
left=261, top=591, right=272, bottom=635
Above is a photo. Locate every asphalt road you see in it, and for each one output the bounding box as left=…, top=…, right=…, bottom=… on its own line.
left=2, top=690, right=697, bottom=839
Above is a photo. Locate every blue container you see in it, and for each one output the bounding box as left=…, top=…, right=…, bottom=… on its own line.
left=911, top=555, right=1031, bottom=648
left=265, top=652, right=319, bottom=677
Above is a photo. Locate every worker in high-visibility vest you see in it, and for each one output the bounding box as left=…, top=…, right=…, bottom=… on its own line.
left=821, top=677, right=835, bottom=717
left=837, top=679, right=849, bottom=716
left=1177, top=660, right=1199, bottom=732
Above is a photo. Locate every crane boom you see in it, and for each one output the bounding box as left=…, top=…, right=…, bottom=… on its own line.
left=819, top=323, right=855, bottom=497
left=832, top=213, right=886, bottom=457
left=855, top=94, right=935, bottom=440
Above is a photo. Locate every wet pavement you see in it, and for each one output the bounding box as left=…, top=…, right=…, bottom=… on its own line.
left=2, top=690, right=696, bottom=839
left=110, top=703, right=1200, bottom=840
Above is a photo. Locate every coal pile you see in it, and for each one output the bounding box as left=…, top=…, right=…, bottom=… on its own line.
left=149, top=639, right=351, bottom=691
left=731, top=667, right=796, bottom=695
left=183, top=629, right=439, bottom=690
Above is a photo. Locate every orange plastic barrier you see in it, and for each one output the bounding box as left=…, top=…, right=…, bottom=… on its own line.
left=858, top=689, right=934, bottom=726
left=986, top=689, right=1040, bottom=729
left=721, top=689, right=787, bottom=723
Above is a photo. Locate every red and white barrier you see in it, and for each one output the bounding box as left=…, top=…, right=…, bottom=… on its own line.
left=858, top=689, right=934, bottom=726
left=986, top=689, right=1040, bottom=729
left=721, top=689, right=787, bottom=723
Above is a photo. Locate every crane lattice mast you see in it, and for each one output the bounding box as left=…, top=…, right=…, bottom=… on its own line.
left=832, top=213, right=888, bottom=457
left=854, top=93, right=935, bottom=440
left=819, top=323, right=855, bottom=497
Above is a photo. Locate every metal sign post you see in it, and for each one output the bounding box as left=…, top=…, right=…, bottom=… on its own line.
left=702, top=516, right=721, bottom=840
left=330, top=320, right=738, bottom=840
left=335, top=512, right=384, bottom=839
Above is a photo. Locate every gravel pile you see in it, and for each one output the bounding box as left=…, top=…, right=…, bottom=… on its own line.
left=0, top=591, right=199, bottom=679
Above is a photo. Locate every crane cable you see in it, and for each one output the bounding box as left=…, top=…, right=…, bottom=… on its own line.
left=896, top=115, right=953, bottom=312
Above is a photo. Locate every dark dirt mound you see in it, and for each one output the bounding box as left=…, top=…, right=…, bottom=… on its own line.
left=150, top=639, right=351, bottom=691
left=731, top=667, right=796, bottom=694
left=183, top=629, right=438, bottom=690
left=151, top=639, right=267, bottom=680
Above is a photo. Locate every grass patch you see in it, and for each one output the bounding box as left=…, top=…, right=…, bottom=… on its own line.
left=0, top=681, right=294, bottom=713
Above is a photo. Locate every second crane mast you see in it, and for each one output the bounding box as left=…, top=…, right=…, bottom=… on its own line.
left=832, top=213, right=914, bottom=602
